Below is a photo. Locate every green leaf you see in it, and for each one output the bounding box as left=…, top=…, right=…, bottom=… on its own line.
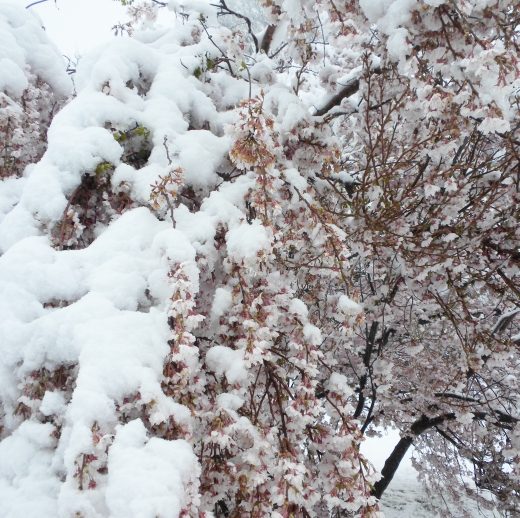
left=135, top=126, right=150, bottom=138
left=113, top=131, right=126, bottom=142
left=95, top=162, right=113, bottom=175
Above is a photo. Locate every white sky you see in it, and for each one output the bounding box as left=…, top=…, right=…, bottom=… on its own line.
left=15, top=0, right=129, bottom=57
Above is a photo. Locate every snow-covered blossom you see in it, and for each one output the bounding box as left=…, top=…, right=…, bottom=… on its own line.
left=1, top=0, right=519, bottom=516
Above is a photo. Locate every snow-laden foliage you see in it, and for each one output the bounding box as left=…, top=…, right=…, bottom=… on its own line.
left=0, top=2, right=70, bottom=226
left=0, top=0, right=519, bottom=517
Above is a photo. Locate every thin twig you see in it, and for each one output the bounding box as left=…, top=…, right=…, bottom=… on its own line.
left=59, top=184, right=82, bottom=251
left=211, top=0, right=259, bottom=52
left=26, top=0, right=52, bottom=8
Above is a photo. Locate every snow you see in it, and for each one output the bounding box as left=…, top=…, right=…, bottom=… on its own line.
left=0, top=421, right=60, bottom=518
left=169, top=0, right=218, bottom=23
left=359, top=0, right=415, bottom=34
left=303, top=323, right=323, bottom=345
left=0, top=15, right=245, bottom=253
left=175, top=130, right=231, bottom=189
left=289, top=298, right=309, bottom=318
left=106, top=420, right=198, bottom=518
left=386, top=27, right=411, bottom=62
left=206, top=346, right=248, bottom=383
left=0, top=177, right=25, bottom=224
left=216, top=393, right=245, bottom=412
left=478, top=117, right=511, bottom=134
left=0, top=208, right=198, bottom=515
left=327, top=373, right=354, bottom=397
left=337, top=295, right=362, bottom=316
left=0, top=58, right=28, bottom=98
left=40, top=390, right=67, bottom=417
left=0, top=2, right=71, bottom=98
left=226, top=219, right=272, bottom=263
left=210, top=287, right=233, bottom=320
left=358, top=0, right=395, bottom=23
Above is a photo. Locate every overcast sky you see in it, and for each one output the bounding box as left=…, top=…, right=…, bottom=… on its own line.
left=16, top=0, right=129, bottom=57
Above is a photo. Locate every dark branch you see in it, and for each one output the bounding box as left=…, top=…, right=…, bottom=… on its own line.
left=433, top=392, right=481, bottom=403
left=314, top=77, right=361, bottom=117
left=371, top=436, right=414, bottom=499
left=371, top=407, right=519, bottom=500
left=371, top=414, right=445, bottom=499
left=261, top=25, right=277, bottom=54
left=483, top=239, right=520, bottom=262
left=26, top=0, right=50, bottom=8
left=313, top=67, right=382, bottom=117
left=354, top=321, right=378, bottom=419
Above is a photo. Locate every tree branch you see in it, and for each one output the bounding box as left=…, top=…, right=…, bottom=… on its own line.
left=483, top=239, right=520, bottom=262
left=26, top=0, right=51, bottom=8
left=371, top=435, right=414, bottom=499
left=354, top=321, right=378, bottom=419
left=261, top=25, right=277, bottom=54
left=313, top=67, right=382, bottom=117
left=371, top=414, right=445, bottom=499
left=371, top=407, right=519, bottom=500
left=314, top=77, right=361, bottom=117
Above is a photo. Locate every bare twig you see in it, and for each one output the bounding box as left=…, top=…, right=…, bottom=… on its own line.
left=211, top=0, right=259, bottom=52
left=163, top=136, right=172, bottom=166
left=26, top=0, right=53, bottom=8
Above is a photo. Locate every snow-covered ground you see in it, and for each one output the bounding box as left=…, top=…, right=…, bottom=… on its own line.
left=381, top=471, right=496, bottom=518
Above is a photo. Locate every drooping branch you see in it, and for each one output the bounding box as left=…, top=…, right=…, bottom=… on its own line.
left=371, top=436, right=414, bottom=499
left=354, top=321, right=378, bottom=419
left=371, top=414, right=446, bottom=499
left=495, top=267, right=520, bottom=299
left=433, top=392, right=481, bottom=403
left=483, top=239, right=520, bottom=262
left=371, top=407, right=519, bottom=500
